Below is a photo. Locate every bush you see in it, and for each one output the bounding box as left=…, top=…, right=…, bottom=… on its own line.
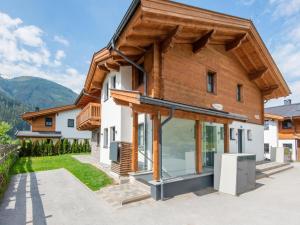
left=18, top=139, right=91, bottom=157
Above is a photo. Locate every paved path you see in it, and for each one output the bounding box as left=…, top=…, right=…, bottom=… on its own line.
left=1, top=164, right=300, bottom=225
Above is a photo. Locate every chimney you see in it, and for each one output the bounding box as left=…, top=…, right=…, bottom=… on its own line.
left=284, top=99, right=292, bottom=105
left=35, top=107, right=40, bottom=112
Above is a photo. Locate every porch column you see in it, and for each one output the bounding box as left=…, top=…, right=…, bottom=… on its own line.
left=224, top=123, right=229, bottom=153
left=152, top=114, right=160, bottom=181
left=195, top=120, right=203, bottom=174
left=131, top=111, right=138, bottom=172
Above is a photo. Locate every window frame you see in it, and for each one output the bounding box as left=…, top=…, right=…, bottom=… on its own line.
left=207, top=71, right=216, bottom=94
left=103, top=128, right=108, bottom=148
left=264, top=143, right=270, bottom=154
left=282, top=119, right=293, bottom=129
left=111, top=75, right=116, bottom=89
left=110, top=126, right=116, bottom=143
left=45, top=117, right=53, bottom=127
left=247, top=129, right=252, bottom=141
left=104, top=82, right=109, bottom=102
left=230, top=128, right=235, bottom=140
left=236, top=84, right=243, bottom=102
left=67, top=119, right=75, bottom=128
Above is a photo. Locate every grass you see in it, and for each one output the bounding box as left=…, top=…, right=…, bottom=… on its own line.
left=11, top=155, right=112, bottom=191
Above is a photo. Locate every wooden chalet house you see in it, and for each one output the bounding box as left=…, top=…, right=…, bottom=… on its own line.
left=265, top=100, right=300, bottom=161
left=75, top=0, right=290, bottom=199
left=17, top=105, right=91, bottom=142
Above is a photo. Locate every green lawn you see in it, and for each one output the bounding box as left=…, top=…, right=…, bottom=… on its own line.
left=11, top=155, right=112, bottom=191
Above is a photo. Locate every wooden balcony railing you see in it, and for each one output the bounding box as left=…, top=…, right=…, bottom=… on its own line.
left=76, top=103, right=101, bottom=130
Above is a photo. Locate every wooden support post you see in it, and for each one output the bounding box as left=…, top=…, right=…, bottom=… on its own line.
left=153, top=114, right=160, bottom=181
left=153, top=42, right=161, bottom=98
left=195, top=120, right=203, bottom=174
left=224, top=123, right=229, bottom=153
left=131, top=111, right=138, bottom=172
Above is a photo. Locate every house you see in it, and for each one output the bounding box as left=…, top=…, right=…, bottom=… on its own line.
left=264, top=100, right=300, bottom=161
left=17, top=105, right=91, bottom=143
left=75, top=0, right=290, bottom=198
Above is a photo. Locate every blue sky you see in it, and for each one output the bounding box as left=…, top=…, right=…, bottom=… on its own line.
left=0, top=0, right=299, bottom=107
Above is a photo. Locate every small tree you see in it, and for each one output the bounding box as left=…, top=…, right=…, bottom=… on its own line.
left=0, top=121, right=12, bottom=144
left=62, top=139, right=69, bottom=154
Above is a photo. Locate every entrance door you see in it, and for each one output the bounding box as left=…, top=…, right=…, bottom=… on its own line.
left=238, top=129, right=243, bottom=153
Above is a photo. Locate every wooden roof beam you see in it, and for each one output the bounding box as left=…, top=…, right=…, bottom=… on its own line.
left=249, top=67, right=268, bottom=81
left=192, top=30, right=215, bottom=54
left=161, top=25, right=183, bottom=54
left=97, top=64, right=110, bottom=73
left=105, top=62, right=120, bottom=71
left=226, top=33, right=247, bottom=51
left=262, top=84, right=279, bottom=96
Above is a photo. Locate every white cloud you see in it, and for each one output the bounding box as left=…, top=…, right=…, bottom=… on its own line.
left=0, top=11, right=82, bottom=93
left=14, top=25, right=43, bottom=47
left=269, top=0, right=300, bottom=17
left=54, top=35, right=69, bottom=46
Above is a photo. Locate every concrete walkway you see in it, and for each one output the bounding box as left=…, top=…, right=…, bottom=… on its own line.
left=1, top=164, right=300, bottom=225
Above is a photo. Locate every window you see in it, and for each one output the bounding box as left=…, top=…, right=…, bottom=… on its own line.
left=103, top=128, right=108, bottom=148
left=138, top=123, right=144, bottom=147
left=137, top=64, right=144, bottom=87
left=104, top=82, right=109, bottom=101
left=264, top=121, right=270, bottom=130
left=247, top=129, right=252, bottom=141
left=96, top=131, right=100, bottom=147
left=45, top=117, right=53, bottom=127
left=283, top=143, right=292, bottom=149
left=237, top=84, right=243, bottom=102
left=230, top=128, right=235, bottom=140
left=282, top=119, right=292, bottom=129
left=111, top=76, right=116, bottom=89
left=264, top=143, right=270, bottom=154
left=68, top=119, right=74, bottom=128
left=220, top=127, right=224, bottom=140
left=110, top=126, right=115, bottom=142
left=207, top=71, right=215, bottom=93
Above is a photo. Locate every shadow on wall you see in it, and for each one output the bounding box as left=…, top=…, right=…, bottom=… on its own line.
left=0, top=158, right=51, bottom=225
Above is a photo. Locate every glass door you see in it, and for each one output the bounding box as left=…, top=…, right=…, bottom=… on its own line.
left=202, top=122, right=224, bottom=169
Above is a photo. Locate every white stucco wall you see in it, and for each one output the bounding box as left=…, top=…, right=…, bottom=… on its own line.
left=55, top=108, right=92, bottom=140
left=229, top=121, right=264, bottom=161
left=264, top=120, right=279, bottom=159
left=99, top=66, right=133, bottom=165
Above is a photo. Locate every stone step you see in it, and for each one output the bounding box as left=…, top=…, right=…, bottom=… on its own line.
left=121, top=193, right=151, bottom=205
left=256, top=162, right=290, bottom=173
left=256, top=164, right=293, bottom=180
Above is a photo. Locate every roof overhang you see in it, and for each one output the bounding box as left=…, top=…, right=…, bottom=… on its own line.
left=264, top=113, right=284, bottom=121
left=111, top=89, right=248, bottom=122
left=83, top=0, right=290, bottom=102
left=22, top=105, right=77, bottom=121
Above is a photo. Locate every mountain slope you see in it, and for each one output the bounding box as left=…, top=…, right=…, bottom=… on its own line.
left=0, top=76, right=79, bottom=137
left=0, top=76, right=78, bottom=109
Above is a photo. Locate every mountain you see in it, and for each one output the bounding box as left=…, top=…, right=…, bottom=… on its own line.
left=0, top=76, right=77, bottom=108
left=0, top=76, right=78, bottom=137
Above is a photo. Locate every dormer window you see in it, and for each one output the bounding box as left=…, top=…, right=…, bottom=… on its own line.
left=282, top=119, right=292, bottom=129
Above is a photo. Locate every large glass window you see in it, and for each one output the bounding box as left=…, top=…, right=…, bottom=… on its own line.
left=202, top=122, right=224, bottom=168
left=162, top=118, right=196, bottom=177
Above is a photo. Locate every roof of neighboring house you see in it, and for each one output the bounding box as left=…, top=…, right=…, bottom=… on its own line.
left=22, top=105, right=77, bottom=120
left=16, top=131, right=62, bottom=138
left=80, top=0, right=290, bottom=104
left=265, top=103, right=300, bottom=118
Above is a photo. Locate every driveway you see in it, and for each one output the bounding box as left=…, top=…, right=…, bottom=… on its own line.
left=1, top=164, right=300, bottom=225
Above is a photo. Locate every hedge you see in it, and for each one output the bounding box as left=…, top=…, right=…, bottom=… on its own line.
left=20, top=139, right=91, bottom=157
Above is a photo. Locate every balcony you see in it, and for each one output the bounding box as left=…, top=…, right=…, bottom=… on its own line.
left=76, top=103, right=101, bottom=130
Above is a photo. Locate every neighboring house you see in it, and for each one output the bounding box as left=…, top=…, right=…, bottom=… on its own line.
left=16, top=105, right=91, bottom=142
left=75, top=0, right=290, bottom=196
left=264, top=100, right=300, bottom=161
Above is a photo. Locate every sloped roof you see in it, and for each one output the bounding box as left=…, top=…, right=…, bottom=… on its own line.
left=16, top=131, right=62, bottom=138
left=265, top=103, right=300, bottom=118
left=22, top=105, right=77, bottom=120
left=82, top=0, right=290, bottom=102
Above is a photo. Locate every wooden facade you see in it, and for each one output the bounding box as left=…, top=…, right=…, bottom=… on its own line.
left=30, top=114, right=56, bottom=132
left=78, top=0, right=290, bottom=180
